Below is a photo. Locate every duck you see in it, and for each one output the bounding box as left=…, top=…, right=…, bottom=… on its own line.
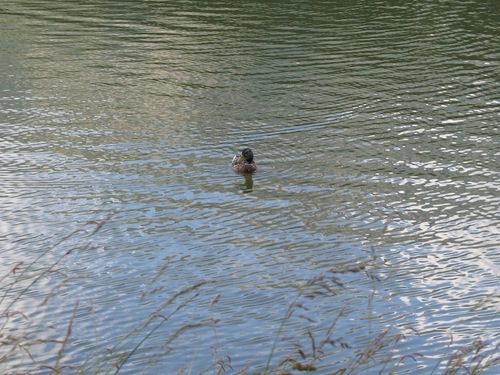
left=231, top=148, right=258, bottom=173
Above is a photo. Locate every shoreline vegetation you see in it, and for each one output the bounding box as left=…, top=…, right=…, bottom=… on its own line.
left=1, top=216, right=498, bottom=374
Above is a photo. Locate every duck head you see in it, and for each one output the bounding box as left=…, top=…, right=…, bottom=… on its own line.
left=241, top=148, right=254, bottom=163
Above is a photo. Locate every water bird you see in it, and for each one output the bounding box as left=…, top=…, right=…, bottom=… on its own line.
left=231, top=148, right=257, bottom=173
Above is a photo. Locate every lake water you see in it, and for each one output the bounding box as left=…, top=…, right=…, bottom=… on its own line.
left=1, top=1, right=499, bottom=374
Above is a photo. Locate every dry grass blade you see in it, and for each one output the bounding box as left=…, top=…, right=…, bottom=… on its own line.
left=160, top=322, right=212, bottom=350
left=53, top=301, right=79, bottom=371
left=158, top=280, right=217, bottom=312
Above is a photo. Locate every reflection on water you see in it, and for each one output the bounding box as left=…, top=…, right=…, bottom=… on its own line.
left=236, top=173, right=254, bottom=193
left=1, top=0, right=499, bottom=373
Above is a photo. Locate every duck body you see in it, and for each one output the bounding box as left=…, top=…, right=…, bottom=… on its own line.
left=231, top=148, right=258, bottom=173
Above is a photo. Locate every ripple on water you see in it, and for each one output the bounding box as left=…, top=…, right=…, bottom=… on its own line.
left=2, top=0, right=499, bottom=373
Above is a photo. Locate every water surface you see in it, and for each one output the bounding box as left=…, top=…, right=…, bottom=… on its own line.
left=1, top=1, right=499, bottom=374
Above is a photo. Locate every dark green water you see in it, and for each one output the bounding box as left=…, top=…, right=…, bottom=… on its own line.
left=1, top=1, right=499, bottom=374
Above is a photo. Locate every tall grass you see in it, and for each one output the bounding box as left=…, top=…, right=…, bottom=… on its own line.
left=1, top=217, right=104, bottom=373
left=1, top=216, right=498, bottom=374
left=0, top=214, right=226, bottom=374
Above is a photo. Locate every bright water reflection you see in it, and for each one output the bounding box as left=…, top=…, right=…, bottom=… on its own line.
left=1, top=0, right=499, bottom=374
